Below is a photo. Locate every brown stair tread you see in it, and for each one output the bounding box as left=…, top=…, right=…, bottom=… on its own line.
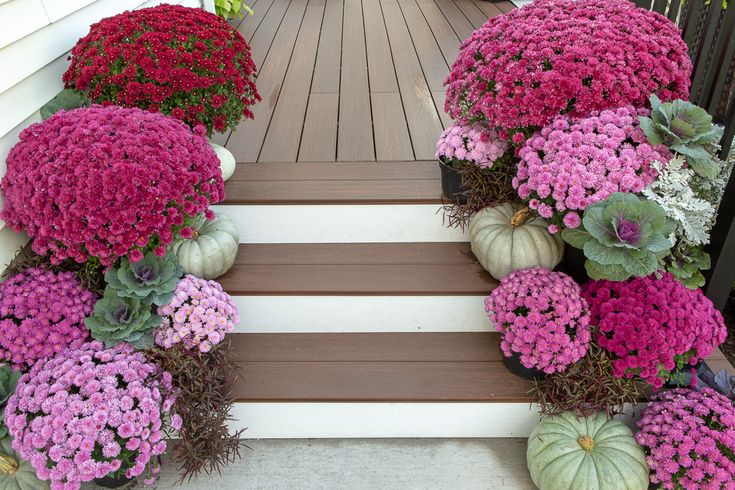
left=222, top=161, right=443, bottom=204
left=229, top=332, right=534, bottom=402
left=218, top=243, right=497, bottom=295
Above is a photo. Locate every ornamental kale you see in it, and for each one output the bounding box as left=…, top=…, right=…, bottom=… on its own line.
left=105, top=251, right=183, bottom=306
left=39, top=89, right=89, bottom=120
left=0, top=366, right=20, bottom=438
left=640, top=95, right=724, bottom=178
left=85, top=292, right=160, bottom=348
left=562, top=193, right=674, bottom=281
left=684, top=368, right=735, bottom=401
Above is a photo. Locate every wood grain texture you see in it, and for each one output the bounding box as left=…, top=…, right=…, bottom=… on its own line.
left=259, top=2, right=325, bottom=162
left=453, top=0, right=489, bottom=28
left=338, top=0, right=375, bottom=161
left=395, top=0, right=449, bottom=91
left=311, top=0, right=343, bottom=93
left=364, top=0, right=399, bottom=93
left=217, top=242, right=495, bottom=295
left=299, top=93, right=339, bottom=161
left=417, top=0, right=461, bottom=65
left=382, top=2, right=444, bottom=160
left=427, top=0, right=475, bottom=42
left=228, top=0, right=308, bottom=162
left=372, top=92, right=415, bottom=160
left=230, top=332, right=503, bottom=361
left=228, top=161, right=438, bottom=181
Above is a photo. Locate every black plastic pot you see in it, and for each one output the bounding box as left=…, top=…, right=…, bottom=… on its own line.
left=561, top=245, right=588, bottom=283
left=438, top=161, right=468, bottom=204
left=94, top=474, right=134, bottom=489
left=503, top=351, right=547, bottom=380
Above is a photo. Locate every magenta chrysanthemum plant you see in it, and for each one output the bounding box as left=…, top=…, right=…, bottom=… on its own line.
left=636, top=388, right=735, bottom=489
left=435, top=123, right=510, bottom=169
left=444, top=0, right=692, bottom=132
left=0, top=268, right=96, bottom=371
left=583, top=273, right=727, bottom=388
left=0, top=106, right=224, bottom=266
left=155, top=275, right=238, bottom=353
left=5, top=341, right=180, bottom=489
left=514, top=106, right=671, bottom=233
left=485, top=268, right=591, bottom=374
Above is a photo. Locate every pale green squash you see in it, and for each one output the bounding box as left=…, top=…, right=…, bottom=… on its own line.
left=0, top=437, right=49, bottom=490
left=527, top=412, right=648, bottom=490
left=469, top=204, right=563, bottom=280
left=209, top=142, right=236, bottom=181
left=172, top=212, right=239, bottom=280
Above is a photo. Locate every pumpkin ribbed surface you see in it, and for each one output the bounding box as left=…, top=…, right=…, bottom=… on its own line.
left=469, top=203, right=563, bottom=279
left=527, top=412, right=648, bottom=490
left=173, top=213, right=239, bottom=280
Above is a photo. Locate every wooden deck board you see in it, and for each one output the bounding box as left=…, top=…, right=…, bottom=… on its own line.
left=217, top=242, right=496, bottom=295
left=225, top=0, right=494, bottom=162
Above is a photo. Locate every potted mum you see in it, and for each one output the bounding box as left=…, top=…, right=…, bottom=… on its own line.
left=5, top=342, right=180, bottom=489
left=62, top=4, right=261, bottom=180
left=0, top=106, right=224, bottom=266
left=582, top=273, right=727, bottom=389
left=636, top=388, right=735, bottom=488
left=485, top=268, right=591, bottom=378
left=0, top=268, right=97, bottom=370
left=444, top=0, right=692, bottom=133
left=155, top=274, right=239, bottom=353
left=435, top=123, right=511, bottom=204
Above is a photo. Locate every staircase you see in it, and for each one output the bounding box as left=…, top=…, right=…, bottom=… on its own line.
left=212, top=161, right=541, bottom=439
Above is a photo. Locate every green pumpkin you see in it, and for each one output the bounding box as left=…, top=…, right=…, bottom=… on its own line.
left=0, top=437, right=49, bottom=490
left=527, top=412, right=648, bottom=490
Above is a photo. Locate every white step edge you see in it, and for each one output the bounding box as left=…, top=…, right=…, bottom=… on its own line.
left=232, top=295, right=494, bottom=332
left=213, top=204, right=468, bottom=243
left=229, top=403, right=641, bottom=439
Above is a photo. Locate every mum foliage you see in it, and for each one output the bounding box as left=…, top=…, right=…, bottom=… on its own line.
left=0, top=268, right=96, bottom=371
left=6, top=342, right=179, bottom=489
left=444, top=0, right=692, bottom=131
left=155, top=275, right=238, bottom=353
left=0, top=106, right=224, bottom=266
left=63, top=4, right=260, bottom=135
left=636, top=388, right=735, bottom=489
left=582, top=273, right=727, bottom=388
left=514, top=106, right=669, bottom=233
left=485, top=268, right=591, bottom=374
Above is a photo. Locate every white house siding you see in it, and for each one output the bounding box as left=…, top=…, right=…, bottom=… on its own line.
left=0, top=0, right=211, bottom=272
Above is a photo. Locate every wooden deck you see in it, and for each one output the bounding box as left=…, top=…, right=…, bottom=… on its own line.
left=218, top=0, right=513, bottom=162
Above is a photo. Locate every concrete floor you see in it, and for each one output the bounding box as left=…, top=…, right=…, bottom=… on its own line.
left=83, top=439, right=535, bottom=489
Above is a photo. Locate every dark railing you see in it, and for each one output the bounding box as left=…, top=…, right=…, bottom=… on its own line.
left=634, top=0, right=735, bottom=309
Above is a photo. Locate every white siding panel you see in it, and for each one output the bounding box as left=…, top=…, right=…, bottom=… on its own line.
left=0, top=227, right=28, bottom=275
left=0, top=0, right=50, bottom=49
left=41, top=0, right=97, bottom=22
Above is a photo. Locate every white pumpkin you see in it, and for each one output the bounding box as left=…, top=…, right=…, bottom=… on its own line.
left=172, top=212, right=239, bottom=279
left=209, top=142, right=236, bottom=181
left=527, top=412, right=649, bottom=490
left=469, top=204, right=563, bottom=279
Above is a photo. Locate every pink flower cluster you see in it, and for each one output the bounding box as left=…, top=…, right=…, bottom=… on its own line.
left=485, top=268, right=591, bottom=374
left=583, top=273, right=727, bottom=388
left=0, top=268, right=96, bottom=371
left=636, top=388, right=735, bottom=489
left=444, top=0, right=691, bottom=130
left=514, top=107, right=669, bottom=232
left=435, top=124, right=509, bottom=169
left=5, top=341, right=178, bottom=490
left=0, top=106, right=224, bottom=266
left=155, top=275, right=238, bottom=353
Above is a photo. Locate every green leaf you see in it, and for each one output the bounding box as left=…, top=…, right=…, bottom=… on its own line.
left=639, top=117, right=662, bottom=145
left=585, top=260, right=631, bottom=281
left=40, top=89, right=89, bottom=120
left=644, top=233, right=674, bottom=253
left=670, top=118, right=696, bottom=140
left=583, top=240, right=627, bottom=265
left=561, top=228, right=591, bottom=249
left=583, top=207, right=614, bottom=242
left=622, top=251, right=659, bottom=277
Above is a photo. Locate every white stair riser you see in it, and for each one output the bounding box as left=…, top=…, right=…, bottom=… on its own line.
left=231, top=295, right=494, bottom=332
left=230, top=403, right=541, bottom=438
left=228, top=404, right=641, bottom=438
left=213, top=204, right=469, bottom=243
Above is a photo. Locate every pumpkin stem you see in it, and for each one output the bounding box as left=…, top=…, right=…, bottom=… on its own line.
left=0, top=451, right=18, bottom=475
left=510, top=207, right=531, bottom=228
left=577, top=436, right=595, bottom=453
